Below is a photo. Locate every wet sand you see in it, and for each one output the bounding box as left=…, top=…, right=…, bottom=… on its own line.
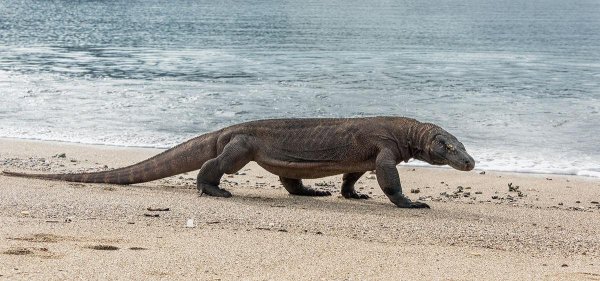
left=1, top=138, right=599, bottom=280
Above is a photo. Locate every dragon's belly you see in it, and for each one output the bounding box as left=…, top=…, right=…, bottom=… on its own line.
left=254, top=159, right=375, bottom=179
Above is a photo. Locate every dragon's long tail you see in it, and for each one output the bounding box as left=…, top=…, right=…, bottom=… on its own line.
left=3, top=133, right=217, bottom=184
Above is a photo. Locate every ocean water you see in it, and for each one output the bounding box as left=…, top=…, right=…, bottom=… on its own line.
left=0, top=0, right=599, bottom=177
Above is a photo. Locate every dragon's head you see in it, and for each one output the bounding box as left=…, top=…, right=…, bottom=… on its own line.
left=419, top=128, right=475, bottom=171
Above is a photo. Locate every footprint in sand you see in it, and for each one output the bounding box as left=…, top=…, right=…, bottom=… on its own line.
left=2, top=247, right=33, bottom=255
left=7, top=233, right=65, bottom=243
left=9, top=233, right=144, bottom=252
left=84, top=245, right=149, bottom=251
left=2, top=246, right=55, bottom=258
left=85, top=245, right=120, bottom=251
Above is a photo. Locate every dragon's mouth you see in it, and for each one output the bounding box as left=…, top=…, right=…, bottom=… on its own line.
left=447, top=151, right=475, bottom=171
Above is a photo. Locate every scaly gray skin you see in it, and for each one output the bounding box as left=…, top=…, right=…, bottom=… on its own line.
left=3, top=117, right=475, bottom=208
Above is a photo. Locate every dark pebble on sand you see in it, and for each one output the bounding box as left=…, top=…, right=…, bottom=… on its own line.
left=410, top=189, right=420, bottom=194
left=508, top=183, right=519, bottom=192
left=143, top=213, right=159, bottom=217
left=561, top=264, right=568, bottom=267
left=591, top=201, right=599, bottom=204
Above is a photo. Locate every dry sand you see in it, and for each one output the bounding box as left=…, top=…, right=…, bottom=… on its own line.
left=1, top=137, right=599, bottom=280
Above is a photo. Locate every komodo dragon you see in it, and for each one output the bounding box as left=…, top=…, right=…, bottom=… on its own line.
left=4, top=117, right=475, bottom=208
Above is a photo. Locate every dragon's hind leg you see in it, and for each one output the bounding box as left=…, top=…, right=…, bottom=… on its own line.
left=197, top=135, right=253, bottom=197
left=341, top=172, right=369, bottom=199
left=279, top=177, right=331, bottom=196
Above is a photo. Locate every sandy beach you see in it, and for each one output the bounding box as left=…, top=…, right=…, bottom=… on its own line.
left=1, top=137, right=599, bottom=280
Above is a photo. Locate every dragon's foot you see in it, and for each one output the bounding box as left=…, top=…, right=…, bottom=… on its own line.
left=198, top=183, right=232, bottom=198
left=404, top=201, right=430, bottom=208
left=311, top=189, right=332, bottom=197
left=342, top=191, right=370, bottom=199
left=292, top=186, right=331, bottom=197
left=279, top=177, right=332, bottom=197
left=388, top=193, right=430, bottom=209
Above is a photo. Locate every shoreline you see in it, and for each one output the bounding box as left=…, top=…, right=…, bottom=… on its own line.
left=1, top=137, right=600, bottom=279
left=2, top=136, right=598, bottom=180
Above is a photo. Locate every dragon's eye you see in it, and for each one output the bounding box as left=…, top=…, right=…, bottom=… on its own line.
left=446, top=144, right=455, bottom=151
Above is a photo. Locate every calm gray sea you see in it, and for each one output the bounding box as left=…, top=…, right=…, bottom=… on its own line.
left=1, top=0, right=599, bottom=176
